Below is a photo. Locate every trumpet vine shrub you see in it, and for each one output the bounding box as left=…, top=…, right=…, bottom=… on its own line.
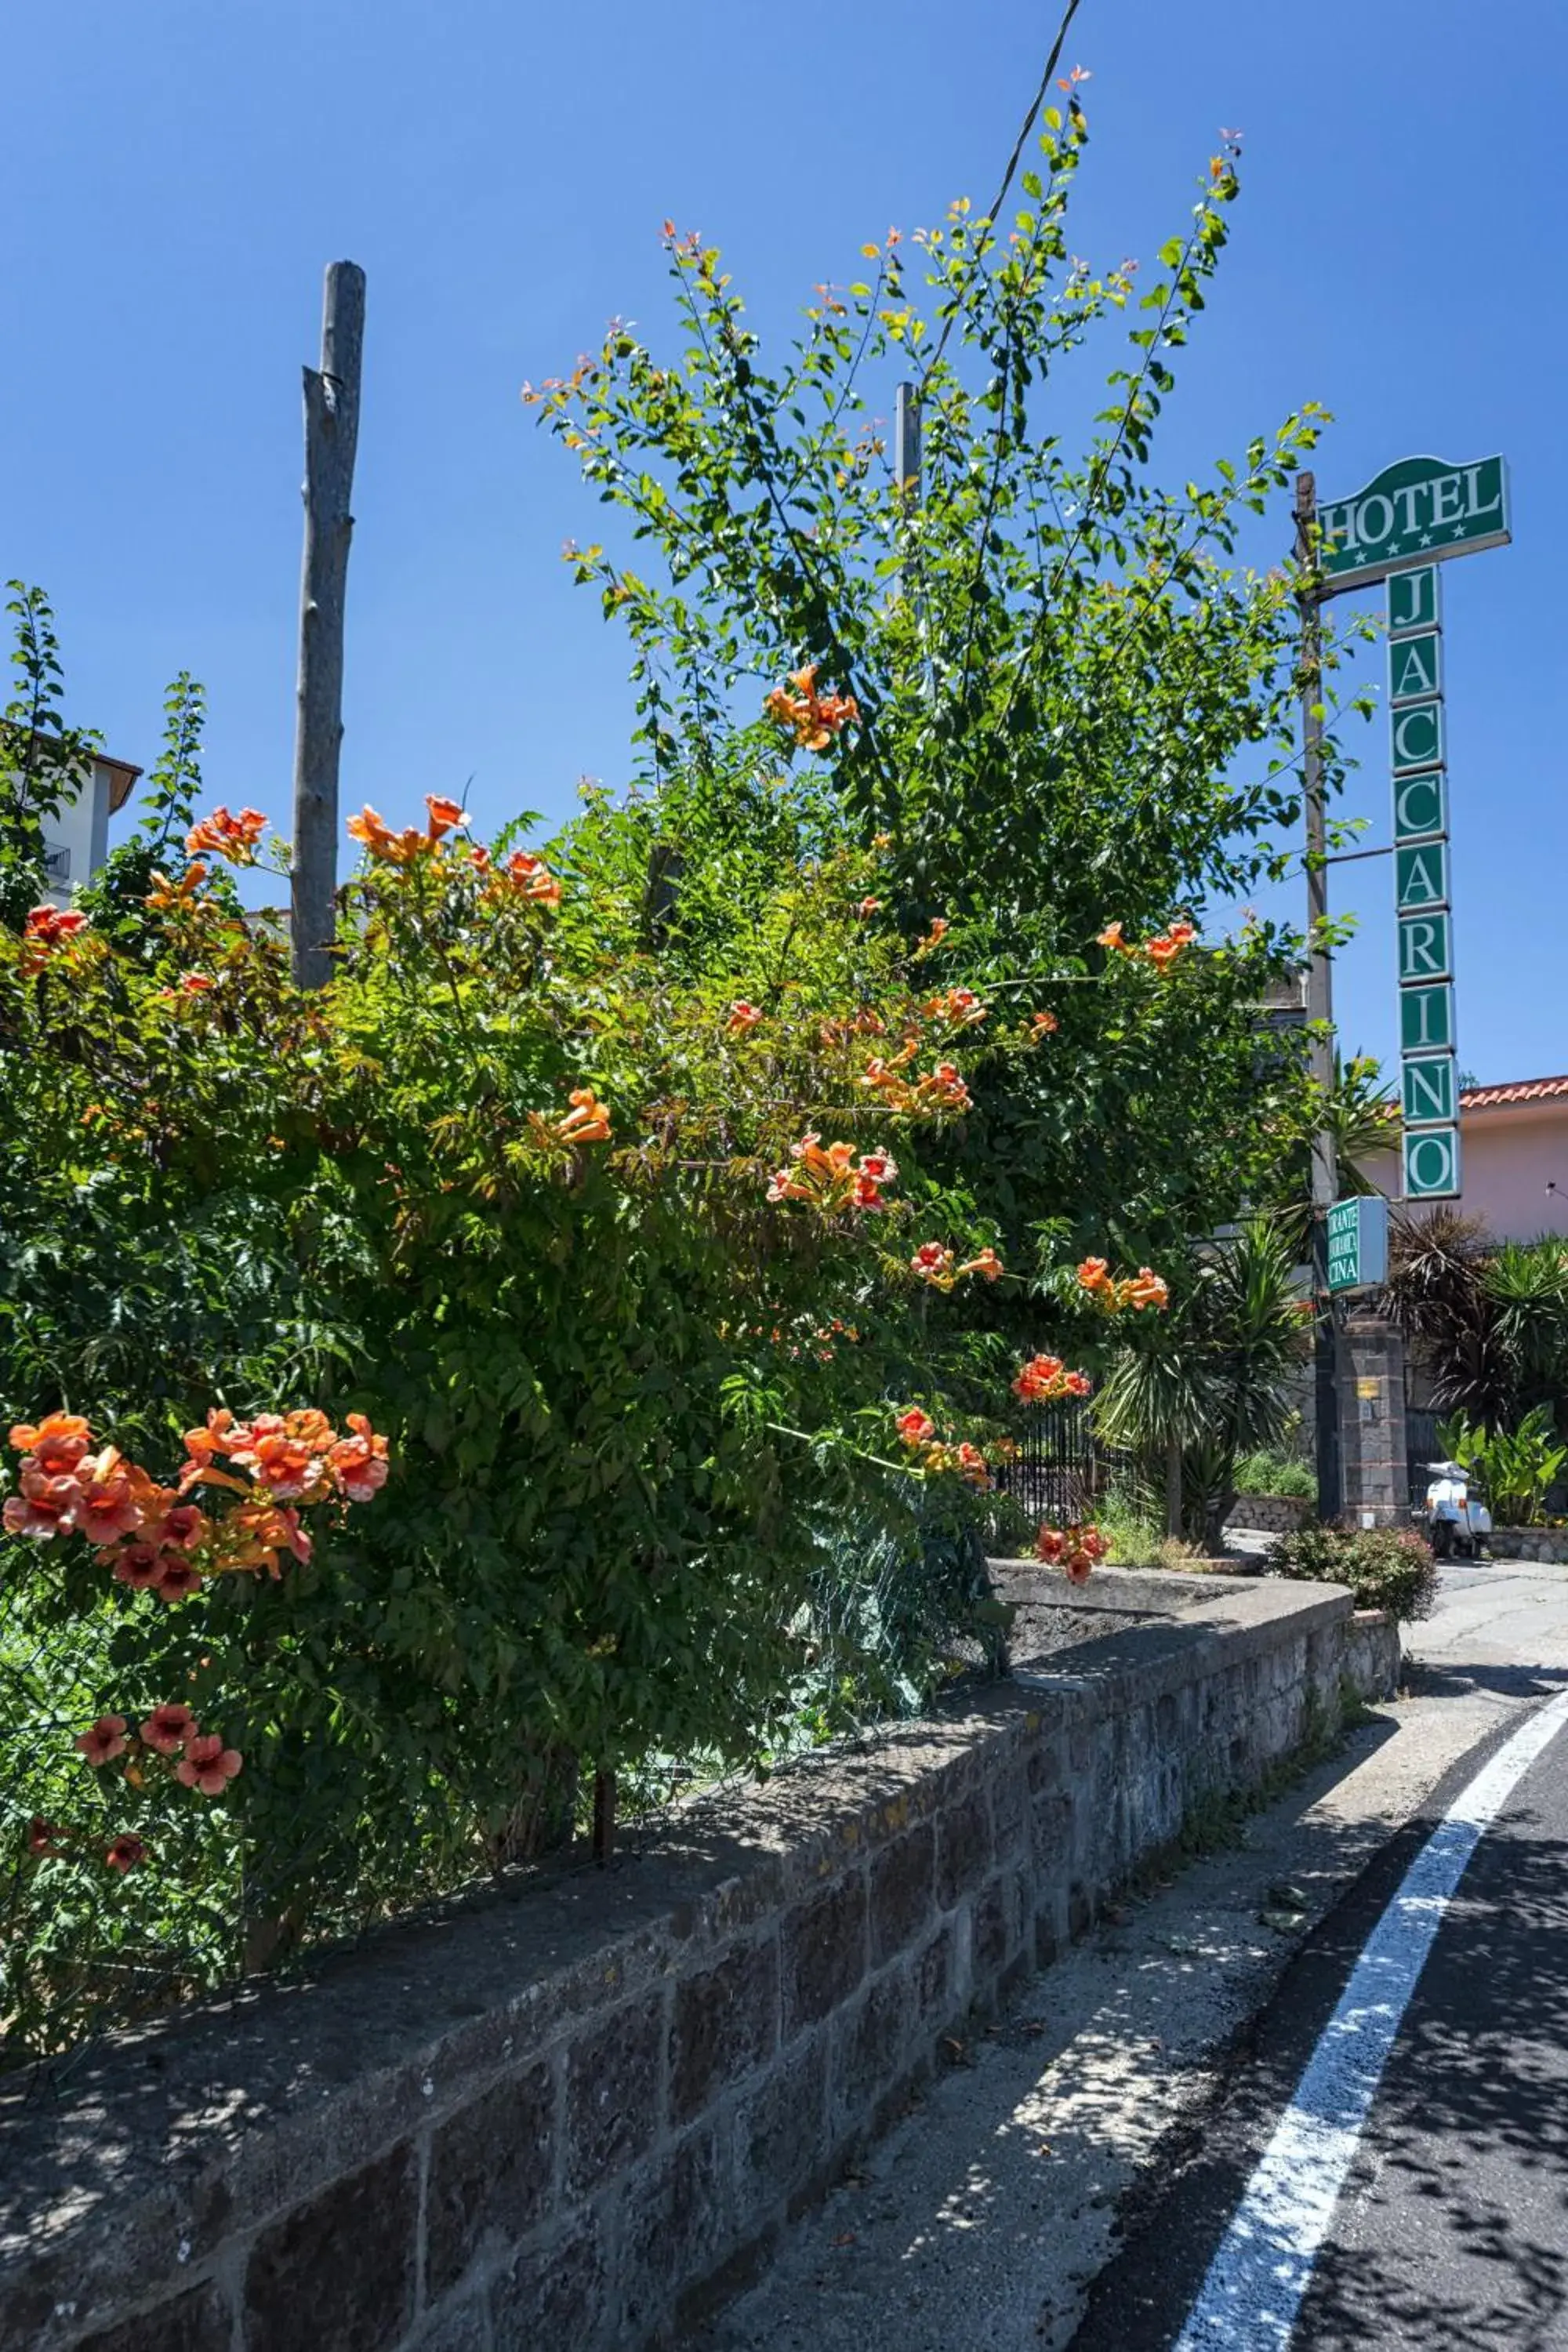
left=1, top=775, right=1175, bottom=2054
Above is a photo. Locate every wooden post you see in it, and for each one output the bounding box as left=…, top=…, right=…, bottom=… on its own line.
left=290, top=261, right=365, bottom=989
left=592, top=1769, right=617, bottom=1866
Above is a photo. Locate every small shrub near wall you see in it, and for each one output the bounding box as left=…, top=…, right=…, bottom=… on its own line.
left=1267, top=1522, right=1437, bottom=1621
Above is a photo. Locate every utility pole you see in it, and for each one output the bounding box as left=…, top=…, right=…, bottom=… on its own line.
left=1295, top=471, right=1341, bottom=1523
left=290, top=261, right=365, bottom=989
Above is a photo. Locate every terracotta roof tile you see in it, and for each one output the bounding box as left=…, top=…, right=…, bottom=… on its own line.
left=1460, top=1075, right=1568, bottom=1110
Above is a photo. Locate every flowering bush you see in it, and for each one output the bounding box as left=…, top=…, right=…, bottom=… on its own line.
left=1, top=749, right=1178, bottom=2051
left=1267, top=1523, right=1437, bottom=1622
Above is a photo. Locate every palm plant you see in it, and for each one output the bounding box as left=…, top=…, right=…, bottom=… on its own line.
left=1384, top=1214, right=1568, bottom=1430
left=1486, top=1242, right=1568, bottom=1419
left=1094, top=1219, right=1312, bottom=1550
left=1262, top=1054, right=1398, bottom=1250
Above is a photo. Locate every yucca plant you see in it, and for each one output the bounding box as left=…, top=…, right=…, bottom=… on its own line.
left=1094, top=1219, right=1312, bottom=1549
left=1385, top=1214, right=1568, bottom=1431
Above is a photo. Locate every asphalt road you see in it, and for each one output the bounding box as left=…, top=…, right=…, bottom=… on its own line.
left=702, top=1558, right=1568, bottom=2352
left=1073, top=1643, right=1568, bottom=2350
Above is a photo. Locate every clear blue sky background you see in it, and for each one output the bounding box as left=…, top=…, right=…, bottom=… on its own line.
left=4, top=1, right=1562, bottom=1083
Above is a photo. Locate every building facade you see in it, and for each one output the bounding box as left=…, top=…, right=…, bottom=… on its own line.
left=38, top=751, right=142, bottom=904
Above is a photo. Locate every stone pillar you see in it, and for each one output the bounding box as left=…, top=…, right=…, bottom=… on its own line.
left=1336, top=1315, right=1409, bottom=1527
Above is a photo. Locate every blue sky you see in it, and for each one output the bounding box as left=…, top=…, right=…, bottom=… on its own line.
left=4, top=1, right=1563, bottom=1083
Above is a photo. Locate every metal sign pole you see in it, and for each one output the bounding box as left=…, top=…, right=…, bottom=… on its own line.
left=1296, top=472, right=1343, bottom=1523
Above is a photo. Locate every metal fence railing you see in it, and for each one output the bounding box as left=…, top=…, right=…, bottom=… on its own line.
left=1406, top=1406, right=1440, bottom=1505
left=997, top=1399, right=1101, bottom=1526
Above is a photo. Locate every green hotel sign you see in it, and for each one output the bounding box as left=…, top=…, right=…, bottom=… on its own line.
left=1319, top=454, right=1510, bottom=591
left=1385, top=560, right=1464, bottom=1200
left=1317, top=452, right=1512, bottom=1207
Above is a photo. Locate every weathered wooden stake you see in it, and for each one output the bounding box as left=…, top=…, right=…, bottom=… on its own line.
left=290, top=260, right=365, bottom=989
left=592, top=1769, right=617, bottom=1866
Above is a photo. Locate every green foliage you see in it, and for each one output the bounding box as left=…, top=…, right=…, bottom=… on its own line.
left=1385, top=1212, right=1568, bottom=1431
left=1268, top=1521, right=1437, bottom=1621
left=0, top=582, right=100, bottom=928
left=1438, top=1405, right=1568, bottom=1528
left=75, top=674, right=215, bottom=952
left=1094, top=1219, right=1312, bottom=1545
left=1232, top=1449, right=1316, bottom=1498
left=0, top=100, right=1386, bottom=2055
left=527, top=115, right=1367, bottom=1272
left=4, top=752, right=1135, bottom=2053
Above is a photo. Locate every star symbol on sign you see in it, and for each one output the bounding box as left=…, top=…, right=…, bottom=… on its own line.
left=1419, top=532, right=1433, bottom=546
left=1450, top=523, right=1465, bottom=538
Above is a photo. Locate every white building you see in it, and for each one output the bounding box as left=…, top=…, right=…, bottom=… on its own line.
left=37, top=750, right=142, bottom=903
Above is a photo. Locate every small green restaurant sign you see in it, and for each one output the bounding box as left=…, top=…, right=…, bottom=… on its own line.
left=1327, top=1195, right=1389, bottom=1293
left=1319, top=454, right=1510, bottom=592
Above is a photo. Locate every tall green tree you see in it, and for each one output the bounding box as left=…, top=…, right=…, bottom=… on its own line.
left=527, top=100, right=1374, bottom=1272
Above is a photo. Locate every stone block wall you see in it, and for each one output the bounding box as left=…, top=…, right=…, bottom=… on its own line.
left=1225, top=1493, right=1313, bottom=1536
left=1, top=1573, right=1396, bottom=2352
left=1488, top=1526, right=1568, bottom=1563
left=1337, top=1314, right=1410, bottom=1527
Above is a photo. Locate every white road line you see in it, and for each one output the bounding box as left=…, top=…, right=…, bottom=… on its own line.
left=1174, top=1683, right=1568, bottom=2351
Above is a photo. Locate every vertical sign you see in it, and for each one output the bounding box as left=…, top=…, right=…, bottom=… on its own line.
left=1322, top=456, right=1510, bottom=1207
left=1392, top=564, right=1467, bottom=1195
left=1388, top=563, right=1461, bottom=1198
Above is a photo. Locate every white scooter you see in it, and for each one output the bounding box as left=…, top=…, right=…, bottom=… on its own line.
left=1420, top=1461, right=1494, bottom=1561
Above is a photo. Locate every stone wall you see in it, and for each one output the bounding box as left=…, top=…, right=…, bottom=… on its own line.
left=1489, top=1526, right=1568, bottom=1563
left=1, top=1572, right=1399, bottom=2352
left=1337, top=1313, right=1410, bottom=1527
left=1225, top=1493, right=1313, bottom=1536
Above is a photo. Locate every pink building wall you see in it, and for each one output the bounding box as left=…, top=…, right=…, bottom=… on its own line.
left=1367, top=1091, right=1568, bottom=1243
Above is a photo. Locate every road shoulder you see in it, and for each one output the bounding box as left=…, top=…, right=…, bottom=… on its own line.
left=698, top=1669, right=1531, bottom=2352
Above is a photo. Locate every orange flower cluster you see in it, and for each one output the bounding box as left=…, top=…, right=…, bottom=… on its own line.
left=767, top=1136, right=897, bottom=1212
left=818, top=1008, right=886, bottom=1047
left=893, top=1407, right=1000, bottom=1490
left=185, top=806, right=267, bottom=865
left=5, top=1405, right=389, bottom=1596
left=929, top=1440, right=993, bottom=1490
left=1012, top=1355, right=1094, bottom=1403
left=1029, top=1010, right=1059, bottom=1038
left=861, top=1051, right=973, bottom=1116
left=470, top=845, right=563, bottom=906
left=348, top=794, right=470, bottom=865
left=146, top=863, right=211, bottom=913
left=1034, top=1522, right=1111, bottom=1585
left=909, top=1242, right=1005, bottom=1291
left=919, top=1061, right=972, bottom=1112
left=1096, top=919, right=1197, bottom=968
left=555, top=1087, right=612, bottom=1145
left=74, top=1704, right=241, bottom=1795
left=1076, top=1259, right=1170, bottom=1313
left=764, top=663, right=860, bottom=751
left=728, top=1000, right=764, bottom=1033
left=922, top=987, right=989, bottom=1029
left=42, top=1704, right=245, bottom=1876
left=916, top=916, right=949, bottom=953
left=17, top=904, right=88, bottom=977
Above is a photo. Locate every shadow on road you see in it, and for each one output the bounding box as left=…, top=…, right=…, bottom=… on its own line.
left=1404, top=1656, right=1568, bottom=1703
left=699, top=1722, right=1421, bottom=2352
left=1296, top=1806, right=1568, bottom=2350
